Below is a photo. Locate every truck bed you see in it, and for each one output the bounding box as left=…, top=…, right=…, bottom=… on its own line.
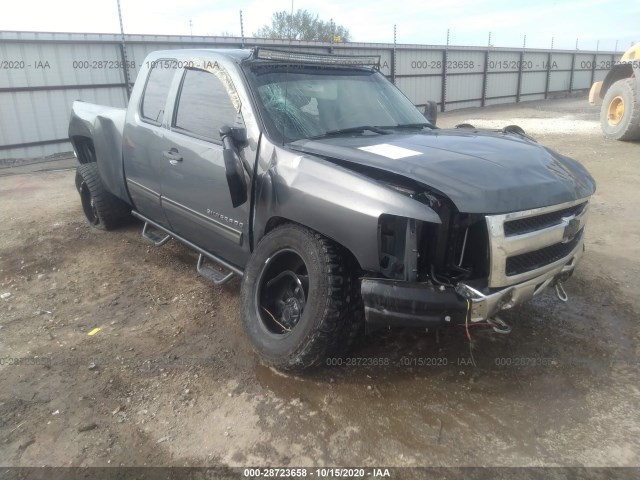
left=68, top=101, right=129, bottom=203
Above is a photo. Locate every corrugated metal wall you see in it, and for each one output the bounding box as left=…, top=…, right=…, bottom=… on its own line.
left=0, top=31, right=621, bottom=159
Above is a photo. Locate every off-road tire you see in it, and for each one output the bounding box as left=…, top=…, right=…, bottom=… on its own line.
left=240, top=224, right=364, bottom=371
left=75, top=163, right=130, bottom=230
left=600, top=78, right=640, bottom=141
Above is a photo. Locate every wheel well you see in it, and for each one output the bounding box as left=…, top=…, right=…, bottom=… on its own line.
left=601, top=64, right=635, bottom=98
left=71, top=136, right=96, bottom=164
left=263, top=216, right=289, bottom=235
left=262, top=216, right=363, bottom=273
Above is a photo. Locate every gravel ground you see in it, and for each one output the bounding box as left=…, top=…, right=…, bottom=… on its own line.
left=0, top=97, right=638, bottom=469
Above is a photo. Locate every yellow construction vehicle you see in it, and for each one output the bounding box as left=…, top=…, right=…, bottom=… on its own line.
left=589, top=43, right=640, bottom=141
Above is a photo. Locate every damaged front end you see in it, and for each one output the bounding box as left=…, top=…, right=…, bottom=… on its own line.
left=361, top=178, right=589, bottom=330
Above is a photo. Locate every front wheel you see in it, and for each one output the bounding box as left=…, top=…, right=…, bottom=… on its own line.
left=240, top=224, right=363, bottom=371
left=600, top=78, right=640, bottom=141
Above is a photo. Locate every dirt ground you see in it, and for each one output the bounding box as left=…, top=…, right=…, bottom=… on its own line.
left=0, top=97, right=638, bottom=468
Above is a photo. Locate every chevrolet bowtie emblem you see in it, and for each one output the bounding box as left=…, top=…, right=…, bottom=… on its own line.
left=562, top=217, right=580, bottom=243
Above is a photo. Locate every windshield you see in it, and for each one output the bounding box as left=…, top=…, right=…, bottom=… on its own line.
left=245, top=65, right=429, bottom=142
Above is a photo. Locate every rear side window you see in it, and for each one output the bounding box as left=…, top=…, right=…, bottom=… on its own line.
left=141, top=60, right=177, bottom=124
left=174, top=69, right=241, bottom=142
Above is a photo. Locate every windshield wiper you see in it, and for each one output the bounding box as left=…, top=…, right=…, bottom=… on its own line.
left=309, top=125, right=391, bottom=139
left=377, top=122, right=434, bottom=130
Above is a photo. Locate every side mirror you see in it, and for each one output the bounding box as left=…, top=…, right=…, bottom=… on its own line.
left=229, top=127, right=248, bottom=148
left=423, top=101, right=438, bottom=126
left=220, top=126, right=248, bottom=208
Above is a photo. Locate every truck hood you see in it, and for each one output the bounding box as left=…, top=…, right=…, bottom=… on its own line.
left=289, top=129, right=596, bottom=214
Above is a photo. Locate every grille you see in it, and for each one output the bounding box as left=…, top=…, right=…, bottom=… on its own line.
left=506, top=230, right=583, bottom=276
left=504, top=202, right=587, bottom=237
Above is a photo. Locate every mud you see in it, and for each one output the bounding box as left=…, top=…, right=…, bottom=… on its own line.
left=0, top=97, right=638, bottom=467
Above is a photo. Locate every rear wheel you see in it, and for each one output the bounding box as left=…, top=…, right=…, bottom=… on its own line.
left=240, top=224, right=363, bottom=371
left=600, top=78, right=640, bottom=141
left=75, top=163, right=130, bottom=230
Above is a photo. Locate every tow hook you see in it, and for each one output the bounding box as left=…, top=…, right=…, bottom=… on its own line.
left=555, top=282, right=568, bottom=302
left=487, top=316, right=512, bottom=334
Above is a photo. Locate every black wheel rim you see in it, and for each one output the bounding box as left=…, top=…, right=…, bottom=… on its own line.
left=80, top=182, right=99, bottom=226
left=255, top=249, right=309, bottom=335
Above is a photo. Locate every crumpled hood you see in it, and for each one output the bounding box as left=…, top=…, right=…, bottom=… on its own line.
left=290, top=129, right=596, bottom=214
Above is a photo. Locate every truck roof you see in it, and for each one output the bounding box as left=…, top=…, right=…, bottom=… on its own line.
left=146, top=48, right=253, bottom=63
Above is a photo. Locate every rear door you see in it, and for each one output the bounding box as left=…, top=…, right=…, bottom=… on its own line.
left=123, top=59, right=178, bottom=226
left=159, top=67, right=250, bottom=267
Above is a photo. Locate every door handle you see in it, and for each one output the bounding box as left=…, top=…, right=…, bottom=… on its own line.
left=163, top=148, right=183, bottom=165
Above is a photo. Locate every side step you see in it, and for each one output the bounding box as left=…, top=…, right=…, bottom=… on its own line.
left=197, top=254, right=235, bottom=285
left=142, top=222, right=172, bottom=246
left=131, top=211, right=243, bottom=284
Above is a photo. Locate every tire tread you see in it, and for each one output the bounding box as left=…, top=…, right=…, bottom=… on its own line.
left=600, top=78, right=640, bottom=141
left=77, top=163, right=130, bottom=230
left=241, top=224, right=364, bottom=371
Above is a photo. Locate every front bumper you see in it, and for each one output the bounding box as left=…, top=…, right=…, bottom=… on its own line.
left=457, top=243, right=583, bottom=322
left=361, top=243, right=583, bottom=328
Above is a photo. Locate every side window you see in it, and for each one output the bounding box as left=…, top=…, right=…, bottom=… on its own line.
left=174, top=69, right=241, bottom=142
left=141, top=60, right=177, bottom=124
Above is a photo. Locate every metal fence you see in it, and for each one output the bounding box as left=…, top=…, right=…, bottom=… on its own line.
left=0, top=30, right=621, bottom=159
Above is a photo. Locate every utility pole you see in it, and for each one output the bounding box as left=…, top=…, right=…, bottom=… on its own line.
left=329, top=18, right=334, bottom=53
left=116, top=0, right=131, bottom=98
left=441, top=28, right=449, bottom=113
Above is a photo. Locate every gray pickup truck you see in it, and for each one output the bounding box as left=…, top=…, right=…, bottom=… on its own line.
left=69, top=48, right=595, bottom=370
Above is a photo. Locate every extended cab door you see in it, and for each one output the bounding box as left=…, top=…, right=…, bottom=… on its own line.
left=123, top=59, right=178, bottom=227
left=159, top=67, right=250, bottom=267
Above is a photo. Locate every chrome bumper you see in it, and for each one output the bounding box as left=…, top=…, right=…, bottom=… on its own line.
left=456, top=240, right=584, bottom=322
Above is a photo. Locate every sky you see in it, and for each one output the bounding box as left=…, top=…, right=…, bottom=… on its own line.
left=1, top=0, right=638, bottom=51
